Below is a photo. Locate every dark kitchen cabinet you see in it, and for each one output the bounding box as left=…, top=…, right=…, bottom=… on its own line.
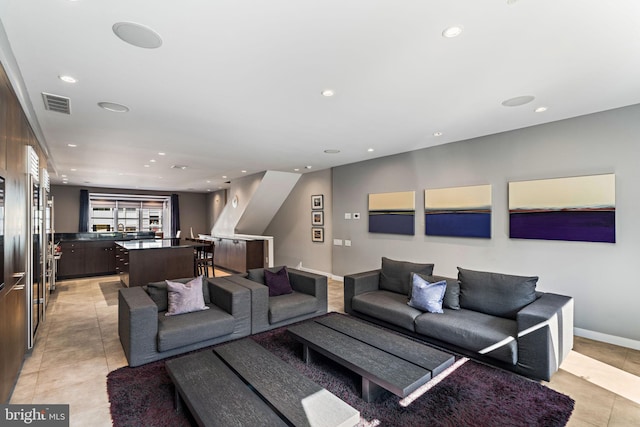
left=57, top=240, right=117, bottom=279
left=214, top=238, right=265, bottom=273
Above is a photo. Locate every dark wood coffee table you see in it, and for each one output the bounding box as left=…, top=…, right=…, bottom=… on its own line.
left=288, top=315, right=455, bottom=402
left=165, top=338, right=359, bottom=427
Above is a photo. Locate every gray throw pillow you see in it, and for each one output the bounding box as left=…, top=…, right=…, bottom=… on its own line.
left=379, top=257, right=434, bottom=295
left=165, top=277, right=209, bottom=316
left=457, top=267, right=538, bottom=319
left=414, top=274, right=460, bottom=310
left=407, top=273, right=447, bottom=313
left=147, top=276, right=210, bottom=312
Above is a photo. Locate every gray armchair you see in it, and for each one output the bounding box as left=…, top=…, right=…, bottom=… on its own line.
left=220, top=267, right=328, bottom=334
left=118, top=277, right=251, bottom=367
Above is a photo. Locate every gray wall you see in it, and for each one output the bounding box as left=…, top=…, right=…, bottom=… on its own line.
left=206, top=189, right=227, bottom=232
left=50, top=185, right=209, bottom=235
left=265, top=169, right=332, bottom=274
left=331, top=104, right=640, bottom=347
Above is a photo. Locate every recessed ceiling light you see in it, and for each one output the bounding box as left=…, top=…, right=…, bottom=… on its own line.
left=70, top=168, right=77, bottom=171
left=222, top=175, right=227, bottom=179
left=433, top=131, right=443, bottom=137
left=501, top=95, right=535, bottom=107
left=158, top=152, right=166, bottom=156
left=535, top=106, right=548, bottom=113
left=171, top=165, right=188, bottom=170
left=144, top=164, right=150, bottom=168
left=206, top=180, right=211, bottom=183
left=367, top=148, right=375, bottom=152
left=67, top=143, right=77, bottom=147
left=112, top=22, right=163, bottom=49
left=294, top=168, right=300, bottom=172
left=321, top=89, right=335, bottom=97
left=59, top=75, right=77, bottom=83
left=150, top=159, right=156, bottom=163
left=442, top=26, right=463, bottom=38
left=61, top=174, right=67, bottom=178
left=324, top=149, right=340, bottom=154
left=305, top=166, right=312, bottom=169
left=98, top=101, right=130, bottom=112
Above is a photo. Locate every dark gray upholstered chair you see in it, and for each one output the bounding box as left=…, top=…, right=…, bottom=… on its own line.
left=219, top=266, right=328, bottom=334
left=118, top=276, right=250, bottom=367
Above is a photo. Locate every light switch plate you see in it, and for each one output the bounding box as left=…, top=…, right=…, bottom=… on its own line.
left=344, top=213, right=352, bottom=220
left=333, top=239, right=343, bottom=246
left=353, top=212, right=361, bottom=219
left=345, top=240, right=352, bottom=247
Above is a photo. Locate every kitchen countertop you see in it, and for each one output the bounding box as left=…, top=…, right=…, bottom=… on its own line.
left=115, top=238, right=205, bottom=250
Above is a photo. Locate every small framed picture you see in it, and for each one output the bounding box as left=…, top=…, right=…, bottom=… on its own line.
left=312, top=211, right=324, bottom=226
left=311, top=194, right=324, bottom=210
left=312, top=227, right=324, bottom=242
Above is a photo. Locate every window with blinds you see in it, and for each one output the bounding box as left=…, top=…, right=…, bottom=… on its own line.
left=89, top=193, right=169, bottom=233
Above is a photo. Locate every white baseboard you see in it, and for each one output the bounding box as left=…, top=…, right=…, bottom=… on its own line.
left=574, top=327, right=640, bottom=351
left=294, top=264, right=343, bottom=281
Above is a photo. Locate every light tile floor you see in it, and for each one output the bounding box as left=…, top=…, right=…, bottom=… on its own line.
left=9, top=274, right=640, bottom=426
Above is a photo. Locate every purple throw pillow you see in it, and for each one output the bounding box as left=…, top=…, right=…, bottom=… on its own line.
left=264, top=267, right=293, bottom=297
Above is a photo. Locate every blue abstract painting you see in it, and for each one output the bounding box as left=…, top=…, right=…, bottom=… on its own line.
left=425, top=185, right=492, bottom=238
left=509, top=174, right=615, bottom=243
left=368, top=191, right=415, bottom=235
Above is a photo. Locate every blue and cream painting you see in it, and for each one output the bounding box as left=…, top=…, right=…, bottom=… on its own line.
left=368, top=191, right=415, bottom=235
left=424, top=185, right=492, bottom=238
left=509, top=174, right=615, bottom=243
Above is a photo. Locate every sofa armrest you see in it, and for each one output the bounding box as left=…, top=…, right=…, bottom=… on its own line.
left=343, top=269, right=381, bottom=314
left=288, top=268, right=328, bottom=313
left=516, top=293, right=574, bottom=381
left=118, top=287, right=159, bottom=367
left=207, top=278, right=251, bottom=337
left=220, top=275, right=270, bottom=334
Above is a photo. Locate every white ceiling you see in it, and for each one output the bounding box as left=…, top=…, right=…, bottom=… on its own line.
left=1, top=1, right=640, bottom=192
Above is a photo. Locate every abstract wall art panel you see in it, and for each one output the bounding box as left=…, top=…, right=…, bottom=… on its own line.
left=425, top=184, right=492, bottom=238
left=368, top=191, right=415, bottom=235
left=509, top=174, right=615, bottom=243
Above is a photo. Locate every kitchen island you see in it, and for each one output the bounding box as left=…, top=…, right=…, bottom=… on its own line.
left=116, top=238, right=203, bottom=287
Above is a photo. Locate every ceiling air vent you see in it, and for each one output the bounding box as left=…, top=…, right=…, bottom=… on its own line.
left=42, top=92, right=71, bottom=114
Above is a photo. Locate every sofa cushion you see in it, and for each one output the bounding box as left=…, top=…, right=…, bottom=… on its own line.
left=379, top=257, right=434, bottom=295
left=458, top=267, right=538, bottom=319
left=264, top=266, right=293, bottom=297
left=413, top=274, right=460, bottom=310
left=408, top=274, right=447, bottom=313
left=165, top=277, right=209, bottom=316
left=415, top=308, right=518, bottom=365
left=268, top=291, right=317, bottom=324
left=147, top=276, right=210, bottom=312
left=157, top=304, right=235, bottom=352
left=352, top=290, right=422, bottom=332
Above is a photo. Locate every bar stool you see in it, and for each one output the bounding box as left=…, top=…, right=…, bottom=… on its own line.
left=195, top=240, right=215, bottom=277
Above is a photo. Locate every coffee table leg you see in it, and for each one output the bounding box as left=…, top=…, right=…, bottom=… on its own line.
left=361, top=377, right=385, bottom=403
left=174, top=388, right=182, bottom=414
left=302, top=343, right=312, bottom=364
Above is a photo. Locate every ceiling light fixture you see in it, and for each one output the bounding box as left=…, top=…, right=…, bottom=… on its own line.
left=112, top=22, right=163, bottom=49
left=59, top=75, right=77, bottom=83
left=150, top=159, right=156, bottom=163
left=305, top=166, right=312, bottom=169
left=367, top=148, right=375, bottom=152
left=98, top=101, right=130, bottom=113
left=294, top=168, right=300, bottom=172
left=241, top=170, right=247, bottom=173
left=158, top=152, right=166, bottom=156
left=501, top=95, right=535, bottom=107
left=433, top=131, right=443, bottom=137
left=535, top=106, right=548, bottom=113
left=67, top=143, right=77, bottom=147
left=171, top=165, right=188, bottom=170
left=222, top=175, right=227, bottom=179
left=442, top=26, right=463, bottom=38
left=70, top=168, right=77, bottom=171
left=321, top=89, right=335, bottom=97
left=324, top=149, right=340, bottom=154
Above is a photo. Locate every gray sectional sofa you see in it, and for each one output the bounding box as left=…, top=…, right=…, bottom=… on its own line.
left=118, top=276, right=251, bottom=367
left=118, top=267, right=328, bottom=366
left=344, top=258, right=574, bottom=381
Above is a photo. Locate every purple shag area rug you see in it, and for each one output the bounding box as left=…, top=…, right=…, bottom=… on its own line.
left=107, top=315, right=574, bottom=427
